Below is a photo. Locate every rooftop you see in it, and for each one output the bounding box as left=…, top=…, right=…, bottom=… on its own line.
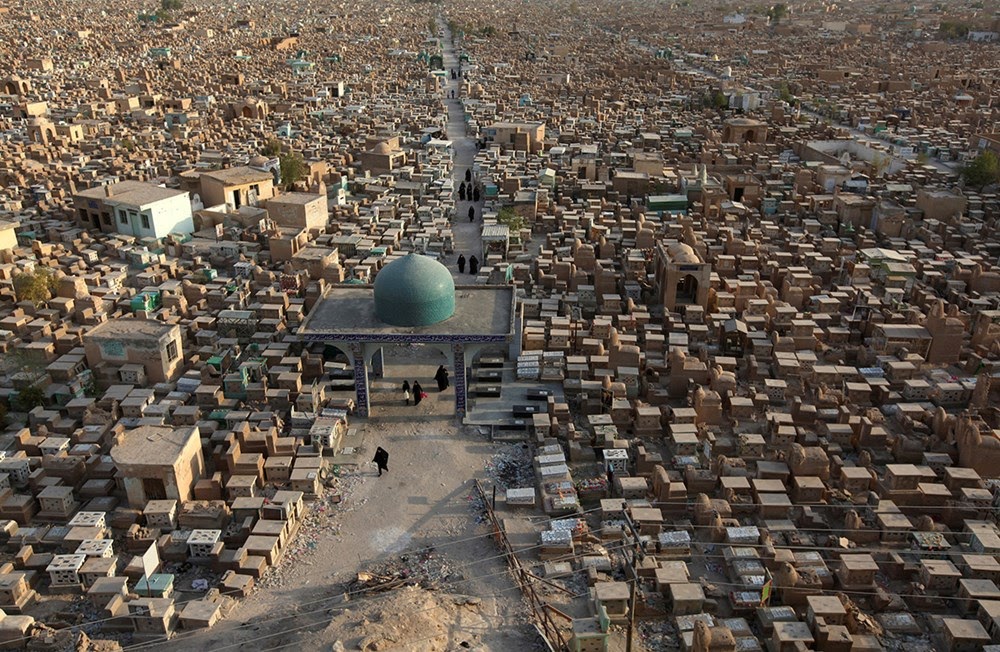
left=202, top=167, right=275, bottom=186
left=78, top=181, right=187, bottom=207
left=299, top=284, right=515, bottom=341
left=266, top=192, right=324, bottom=205
left=85, top=318, right=178, bottom=341
left=110, top=425, right=199, bottom=467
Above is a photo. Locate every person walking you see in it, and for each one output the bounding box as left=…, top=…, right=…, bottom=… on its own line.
left=465, top=169, right=471, bottom=183
left=469, top=255, right=479, bottom=275
left=412, top=381, right=424, bottom=406
left=457, top=254, right=466, bottom=273
left=435, top=365, right=450, bottom=391
left=459, top=182, right=466, bottom=200
left=468, top=205, right=475, bottom=222
left=373, top=447, right=389, bottom=476
left=473, top=187, right=480, bottom=202
left=402, top=380, right=411, bottom=406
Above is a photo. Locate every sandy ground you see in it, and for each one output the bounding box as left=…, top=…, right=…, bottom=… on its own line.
left=138, top=349, right=541, bottom=652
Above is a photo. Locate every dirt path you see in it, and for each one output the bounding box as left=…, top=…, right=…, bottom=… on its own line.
left=147, top=348, right=538, bottom=651
left=137, top=23, right=537, bottom=652
left=440, top=21, right=483, bottom=275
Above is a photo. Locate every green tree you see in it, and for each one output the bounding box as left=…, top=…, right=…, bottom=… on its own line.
left=938, top=21, right=970, bottom=39
left=15, top=386, right=46, bottom=411
left=777, top=82, right=794, bottom=104
left=497, top=207, right=526, bottom=232
left=80, top=370, right=99, bottom=398
left=262, top=137, right=282, bottom=157
left=156, top=0, right=182, bottom=22
left=3, top=348, right=48, bottom=414
left=961, top=151, right=1000, bottom=191
left=767, top=3, right=787, bottom=24
left=279, top=151, right=307, bottom=190
left=711, top=90, right=728, bottom=110
left=12, top=268, right=58, bottom=306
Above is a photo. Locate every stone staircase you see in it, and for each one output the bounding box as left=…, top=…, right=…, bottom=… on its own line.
left=464, top=360, right=565, bottom=441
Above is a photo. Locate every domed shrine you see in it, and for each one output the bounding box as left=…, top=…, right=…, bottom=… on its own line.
left=373, top=253, right=455, bottom=327
left=298, top=253, right=517, bottom=418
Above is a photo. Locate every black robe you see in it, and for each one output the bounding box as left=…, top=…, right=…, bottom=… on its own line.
left=373, top=447, right=389, bottom=471
left=435, top=366, right=450, bottom=391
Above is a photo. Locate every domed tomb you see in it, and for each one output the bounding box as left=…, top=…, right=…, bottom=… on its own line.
left=373, top=253, right=455, bottom=327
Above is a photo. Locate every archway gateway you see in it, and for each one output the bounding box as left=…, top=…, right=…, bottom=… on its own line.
left=298, top=283, right=518, bottom=418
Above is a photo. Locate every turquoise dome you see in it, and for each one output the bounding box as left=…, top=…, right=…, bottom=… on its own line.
left=373, top=253, right=455, bottom=327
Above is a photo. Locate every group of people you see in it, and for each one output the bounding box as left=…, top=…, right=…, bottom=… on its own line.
left=375, top=365, right=453, bottom=477
left=462, top=168, right=482, bottom=222
left=456, top=254, right=478, bottom=275
left=458, top=182, right=480, bottom=202
left=401, top=365, right=451, bottom=406
left=401, top=379, right=423, bottom=406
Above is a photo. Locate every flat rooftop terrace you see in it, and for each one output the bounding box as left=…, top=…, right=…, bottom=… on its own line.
left=298, top=285, right=516, bottom=341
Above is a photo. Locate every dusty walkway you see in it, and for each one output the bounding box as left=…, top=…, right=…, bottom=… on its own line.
left=440, top=21, right=483, bottom=278
left=137, top=23, right=536, bottom=652
left=147, top=346, right=538, bottom=651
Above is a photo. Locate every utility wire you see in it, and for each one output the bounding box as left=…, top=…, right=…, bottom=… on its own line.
left=8, top=498, right=605, bottom=646
left=120, top=490, right=624, bottom=650
left=125, top=540, right=638, bottom=652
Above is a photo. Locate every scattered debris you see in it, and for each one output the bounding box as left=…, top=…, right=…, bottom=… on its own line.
left=350, top=548, right=461, bottom=593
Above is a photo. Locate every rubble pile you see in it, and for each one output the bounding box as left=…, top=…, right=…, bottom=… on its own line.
left=351, top=548, right=461, bottom=593
left=320, top=586, right=492, bottom=652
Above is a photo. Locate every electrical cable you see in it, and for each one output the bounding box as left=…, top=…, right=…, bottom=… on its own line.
left=118, top=488, right=622, bottom=649
left=0, top=487, right=600, bottom=642
left=5, top=497, right=606, bottom=646
left=118, top=486, right=1000, bottom=646
left=123, top=539, right=638, bottom=651
left=126, top=506, right=1000, bottom=650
